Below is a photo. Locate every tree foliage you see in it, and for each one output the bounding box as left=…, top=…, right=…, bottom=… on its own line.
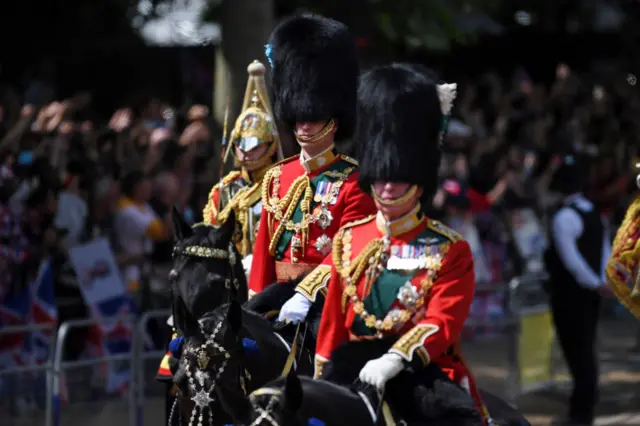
left=287, top=0, right=503, bottom=52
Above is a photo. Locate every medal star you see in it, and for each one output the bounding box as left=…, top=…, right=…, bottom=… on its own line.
left=192, top=388, right=214, bottom=408
left=314, top=234, right=333, bottom=255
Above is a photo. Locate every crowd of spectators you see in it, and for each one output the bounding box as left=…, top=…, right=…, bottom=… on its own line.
left=0, top=60, right=637, bottom=358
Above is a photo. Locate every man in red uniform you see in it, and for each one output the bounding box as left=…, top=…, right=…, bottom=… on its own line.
left=315, top=63, right=490, bottom=424
left=248, top=15, right=376, bottom=303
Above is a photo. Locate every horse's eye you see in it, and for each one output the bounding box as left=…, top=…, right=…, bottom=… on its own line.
left=169, top=269, right=179, bottom=280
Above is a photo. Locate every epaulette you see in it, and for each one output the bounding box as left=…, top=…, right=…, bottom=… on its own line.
left=221, top=170, right=243, bottom=185
left=427, top=219, right=463, bottom=243
left=339, top=154, right=359, bottom=167
left=341, top=215, right=376, bottom=231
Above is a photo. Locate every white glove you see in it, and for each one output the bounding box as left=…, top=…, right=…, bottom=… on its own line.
left=277, top=292, right=313, bottom=324
left=242, top=254, right=253, bottom=278
left=359, top=352, right=405, bottom=390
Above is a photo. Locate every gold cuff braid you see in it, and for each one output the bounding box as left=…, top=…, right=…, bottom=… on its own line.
left=296, top=265, right=332, bottom=302
left=389, top=324, right=439, bottom=363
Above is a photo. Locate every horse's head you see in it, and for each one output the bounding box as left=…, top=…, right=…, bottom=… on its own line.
left=247, top=371, right=305, bottom=426
left=173, top=300, right=251, bottom=425
left=170, top=207, right=248, bottom=336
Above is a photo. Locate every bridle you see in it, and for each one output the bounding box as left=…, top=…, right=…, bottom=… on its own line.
left=248, top=388, right=284, bottom=426
left=171, top=240, right=241, bottom=302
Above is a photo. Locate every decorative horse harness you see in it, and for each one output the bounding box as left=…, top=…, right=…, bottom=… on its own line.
left=168, top=241, right=244, bottom=426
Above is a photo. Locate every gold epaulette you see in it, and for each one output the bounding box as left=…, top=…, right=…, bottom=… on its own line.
left=339, top=154, right=359, bottom=167
left=341, top=215, right=376, bottom=230
left=202, top=171, right=243, bottom=225
left=427, top=219, right=463, bottom=243
left=222, top=170, right=243, bottom=185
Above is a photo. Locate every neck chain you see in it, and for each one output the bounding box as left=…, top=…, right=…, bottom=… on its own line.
left=181, top=320, right=231, bottom=426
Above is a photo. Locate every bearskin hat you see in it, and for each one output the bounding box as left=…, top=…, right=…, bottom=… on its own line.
left=356, top=63, right=444, bottom=208
left=266, top=14, right=358, bottom=142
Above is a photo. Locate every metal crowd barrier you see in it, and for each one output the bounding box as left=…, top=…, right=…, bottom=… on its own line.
left=2, top=279, right=555, bottom=422
left=462, top=274, right=556, bottom=406
left=0, top=323, right=56, bottom=424
left=131, top=309, right=171, bottom=426
left=0, top=312, right=172, bottom=426
left=50, top=316, right=136, bottom=426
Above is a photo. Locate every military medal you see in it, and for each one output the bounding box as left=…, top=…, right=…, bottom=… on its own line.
left=317, top=207, right=333, bottom=230
left=314, top=180, right=338, bottom=205
left=387, top=244, right=429, bottom=270
left=314, top=234, right=333, bottom=255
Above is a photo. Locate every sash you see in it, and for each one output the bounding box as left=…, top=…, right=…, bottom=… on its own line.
left=351, top=229, right=433, bottom=337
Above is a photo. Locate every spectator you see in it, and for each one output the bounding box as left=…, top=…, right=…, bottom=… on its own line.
left=114, top=170, right=171, bottom=294
left=54, top=161, right=89, bottom=247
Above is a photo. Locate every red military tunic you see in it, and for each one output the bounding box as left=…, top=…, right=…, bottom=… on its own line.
left=248, top=146, right=376, bottom=296
left=315, top=205, right=490, bottom=424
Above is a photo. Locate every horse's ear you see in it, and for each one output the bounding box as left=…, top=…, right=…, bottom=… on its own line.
left=227, top=300, right=242, bottom=335
left=172, top=206, right=193, bottom=241
left=284, top=370, right=303, bottom=412
left=216, top=209, right=236, bottom=244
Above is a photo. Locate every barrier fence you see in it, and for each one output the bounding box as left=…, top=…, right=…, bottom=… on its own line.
left=0, top=276, right=559, bottom=425
left=473, top=274, right=559, bottom=405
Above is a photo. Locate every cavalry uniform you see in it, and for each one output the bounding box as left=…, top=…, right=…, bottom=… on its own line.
left=202, top=60, right=282, bottom=257
left=315, top=63, right=489, bottom=424
left=203, top=167, right=267, bottom=256
left=157, top=60, right=279, bottom=392
left=248, top=15, right=376, bottom=297
left=606, top=180, right=640, bottom=320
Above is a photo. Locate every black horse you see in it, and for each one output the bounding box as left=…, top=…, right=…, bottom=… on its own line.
left=170, top=208, right=248, bottom=329
left=241, top=338, right=532, bottom=426
left=164, top=208, right=248, bottom=424
left=171, top=301, right=315, bottom=426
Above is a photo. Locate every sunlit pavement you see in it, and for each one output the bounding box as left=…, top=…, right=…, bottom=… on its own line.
left=465, top=318, right=640, bottom=426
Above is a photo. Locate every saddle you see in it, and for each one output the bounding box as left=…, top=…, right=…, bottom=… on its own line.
left=606, top=196, right=640, bottom=320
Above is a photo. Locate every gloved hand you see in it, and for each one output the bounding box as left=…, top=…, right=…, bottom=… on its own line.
left=359, top=352, right=405, bottom=390
left=242, top=254, right=253, bottom=278
left=277, top=292, right=313, bottom=324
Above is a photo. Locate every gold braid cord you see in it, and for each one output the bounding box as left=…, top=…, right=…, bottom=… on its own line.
left=202, top=171, right=242, bottom=225
left=606, top=196, right=640, bottom=320
left=201, top=172, right=262, bottom=257
left=261, top=163, right=352, bottom=257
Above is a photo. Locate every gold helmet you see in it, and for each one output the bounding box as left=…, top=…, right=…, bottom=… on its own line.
left=225, top=60, right=283, bottom=167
